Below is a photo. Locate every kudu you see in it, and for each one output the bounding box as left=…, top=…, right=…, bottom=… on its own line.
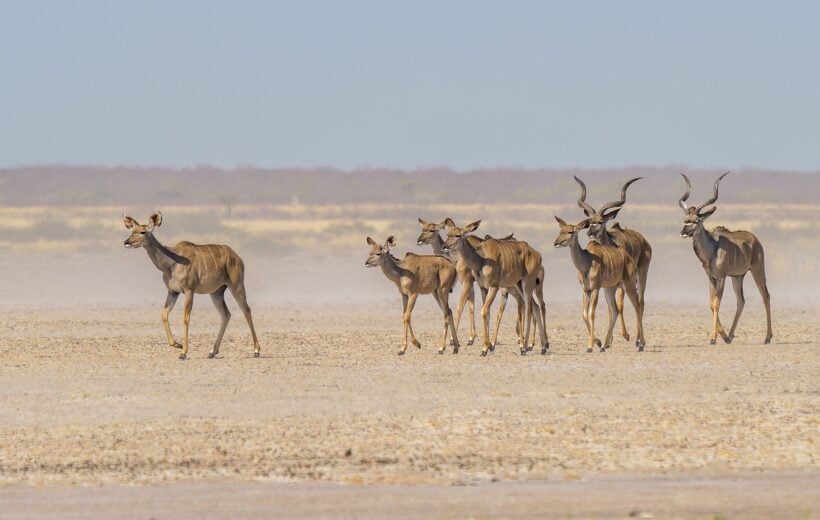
left=574, top=176, right=653, bottom=341
left=366, top=236, right=460, bottom=355
left=678, top=172, right=773, bottom=344
left=442, top=219, right=549, bottom=356
left=416, top=219, right=540, bottom=349
left=123, top=212, right=260, bottom=359
left=553, top=216, right=646, bottom=352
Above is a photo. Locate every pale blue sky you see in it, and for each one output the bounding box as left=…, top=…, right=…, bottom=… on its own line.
left=2, top=1, right=819, bottom=170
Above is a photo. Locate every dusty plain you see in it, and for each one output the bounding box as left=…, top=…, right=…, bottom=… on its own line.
left=1, top=300, right=818, bottom=519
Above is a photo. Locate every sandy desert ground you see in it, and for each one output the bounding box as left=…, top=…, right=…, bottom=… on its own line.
left=1, top=299, right=818, bottom=519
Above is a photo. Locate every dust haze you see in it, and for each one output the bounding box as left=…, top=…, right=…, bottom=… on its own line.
left=1, top=166, right=818, bottom=308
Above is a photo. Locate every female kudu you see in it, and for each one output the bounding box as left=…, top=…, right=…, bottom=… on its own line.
left=366, top=236, right=460, bottom=355
left=553, top=216, right=646, bottom=352
left=123, top=212, right=260, bottom=360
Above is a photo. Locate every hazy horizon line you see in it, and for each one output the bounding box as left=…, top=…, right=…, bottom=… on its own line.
left=4, top=162, right=820, bottom=175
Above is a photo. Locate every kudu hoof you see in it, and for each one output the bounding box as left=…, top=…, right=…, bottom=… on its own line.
left=452, top=346, right=459, bottom=354
left=586, top=347, right=593, bottom=353
left=723, top=336, right=733, bottom=345
left=254, top=352, right=260, bottom=358
left=599, top=346, right=607, bottom=353
left=437, top=349, right=444, bottom=355
left=541, top=344, right=549, bottom=355
left=764, top=337, right=772, bottom=345
left=171, top=342, right=183, bottom=349
left=636, top=340, right=645, bottom=352
left=480, top=350, right=488, bottom=357
left=520, top=347, right=527, bottom=356
left=208, top=352, right=216, bottom=359
left=467, top=338, right=475, bottom=346
left=413, top=341, right=422, bottom=349
left=398, top=350, right=406, bottom=356
left=623, top=334, right=631, bottom=342
left=178, top=353, right=187, bottom=360
left=709, top=339, right=717, bottom=345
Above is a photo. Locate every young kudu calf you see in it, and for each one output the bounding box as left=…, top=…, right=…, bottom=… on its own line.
left=123, top=212, right=260, bottom=359
left=366, top=236, right=460, bottom=355
left=574, top=176, right=653, bottom=342
left=553, top=216, right=646, bottom=352
left=442, top=219, right=549, bottom=356
left=416, top=219, right=536, bottom=349
left=679, top=172, right=773, bottom=344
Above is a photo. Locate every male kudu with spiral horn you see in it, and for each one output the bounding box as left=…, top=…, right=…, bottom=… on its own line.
left=678, top=172, right=773, bottom=345
left=574, top=176, right=653, bottom=342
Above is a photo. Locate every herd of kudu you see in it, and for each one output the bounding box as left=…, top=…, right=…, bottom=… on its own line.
left=365, top=172, right=773, bottom=356
left=123, top=173, right=772, bottom=359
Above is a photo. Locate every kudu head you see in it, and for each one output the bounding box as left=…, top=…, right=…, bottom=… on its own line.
left=573, top=176, right=642, bottom=240
left=123, top=212, right=163, bottom=249
left=365, top=235, right=398, bottom=267
left=553, top=216, right=590, bottom=248
left=416, top=218, right=446, bottom=246
left=441, top=218, right=481, bottom=253
left=678, top=172, right=730, bottom=238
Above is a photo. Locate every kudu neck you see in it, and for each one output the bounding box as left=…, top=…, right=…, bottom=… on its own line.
left=691, top=223, right=717, bottom=265
left=569, top=232, right=592, bottom=272
left=455, top=235, right=485, bottom=273
left=143, top=233, right=180, bottom=273
left=379, top=252, right=404, bottom=283
left=429, top=233, right=446, bottom=256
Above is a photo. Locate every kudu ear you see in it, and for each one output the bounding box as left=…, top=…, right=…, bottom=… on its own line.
left=699, top=206, right=717, bottom=219
left=443, top=217, right=456, bottom=228
left=367, top=236, right=378, bottom=246
left=418, top=217, right=428, bottom=226
left=578, top=218, right=592, bottom=229
left=554, top=216, right=568, bottom=226
left=147, top=212, right=162, bottom=231
left=464, top=220, right=481, bottom=232
left=602, top=207, right=622, bottom=221
left=385, top=235, right=398, bottom=249
left=123, top=215, right=138, bottom=229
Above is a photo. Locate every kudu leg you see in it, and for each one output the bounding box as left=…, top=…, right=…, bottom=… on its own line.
left=581, top=289, right=592, bottom=347
left=162, top=291, right=182, bottom=349
left=751, top=264, right=773, bottom=344
left=587, top=289, right=601, bottom=353
left=228, top=282, right=261, bottom=357
left=518, top=282, right=537, bottom=356
left=491, top=289, right=509, bottom=351
left=727, top=275, right=746, bottom=343
left=602, top=287, right=618, bottom=351
left=400, top=294, right=409, bottom=354
left=402, top=293, right=420, bottom=354
left=480, top=286, right=500, bottom=356
left=708, top=278, right=729, bottom=344
left=208, top=286, right=231, bottom=359
left=433, top=288, right=459, bottom=354
left=180, top=290, right=194, bottom=360
left=454, top=283, right=475, bottom=346
left=535, top=285, right=549, bottom=354
left=443, top=288, right=460, bottom=354
left=467, top=284, right=477, bottom=346
left=616, top=287, right=630, bottom=341
left=623, top=280, right=645, bottom=351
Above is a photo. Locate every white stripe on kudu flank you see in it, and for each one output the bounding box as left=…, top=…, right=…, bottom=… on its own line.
left=207, top=246, right=219, bottom=270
